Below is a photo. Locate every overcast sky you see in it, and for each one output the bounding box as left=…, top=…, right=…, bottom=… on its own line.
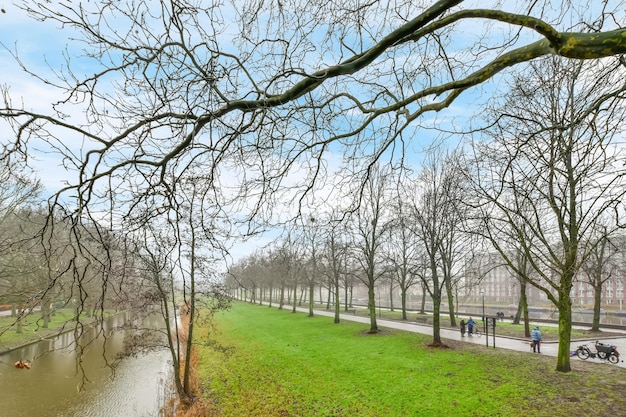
left=1, top=5, right=75, bottom=192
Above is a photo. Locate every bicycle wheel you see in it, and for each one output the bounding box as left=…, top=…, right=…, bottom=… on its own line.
left=608, top=354, right=619, bottom=364
left=576, top=348, right=590, bottom=360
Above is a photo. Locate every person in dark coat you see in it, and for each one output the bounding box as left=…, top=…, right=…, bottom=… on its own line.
left=460, top=319, right=466, bottom=337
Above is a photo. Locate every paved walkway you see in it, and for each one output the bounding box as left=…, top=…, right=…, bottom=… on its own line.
left=296, top=306, right=626, bottom=369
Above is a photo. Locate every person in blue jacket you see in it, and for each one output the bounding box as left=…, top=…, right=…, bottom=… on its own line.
left=531, top=326, right=543, bottom=353
left=466, top=317, right=476, bottom=336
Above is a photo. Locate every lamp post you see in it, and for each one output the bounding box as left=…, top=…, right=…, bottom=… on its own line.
left=482, top=291, right=485, bottom=323
left=481, top=290, right=488, bottom=348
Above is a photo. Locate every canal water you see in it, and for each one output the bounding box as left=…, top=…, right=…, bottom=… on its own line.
left=395, top=301, right=626, bottom=327
left=0, top=312, right=174, bottom=417
left=459, top=304, right=626, bottom=326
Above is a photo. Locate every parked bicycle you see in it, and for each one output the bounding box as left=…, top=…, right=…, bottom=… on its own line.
left=469, top=323, right=482, bottom=337
left=575, top=341, right=620, bottom=364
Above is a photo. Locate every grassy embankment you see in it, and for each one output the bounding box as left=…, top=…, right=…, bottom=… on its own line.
left=192, top=302, right=626, bottom=417
left=0, top=309, right=98, bottom=353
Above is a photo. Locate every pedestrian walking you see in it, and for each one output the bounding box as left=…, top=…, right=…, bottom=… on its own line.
left=460, top=319, right=466, bottom=337
left=467, top=317, right=475, bottom=336
left=531, top=326, right=542, bottom=353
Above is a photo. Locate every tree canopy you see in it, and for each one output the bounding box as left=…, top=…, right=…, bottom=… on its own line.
left=2, top=0, right=626, bottom=226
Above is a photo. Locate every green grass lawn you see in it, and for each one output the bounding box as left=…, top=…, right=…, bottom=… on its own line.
left=196, top=302, right=626, bottom=417
left=0, top=309, right=97, bottom=352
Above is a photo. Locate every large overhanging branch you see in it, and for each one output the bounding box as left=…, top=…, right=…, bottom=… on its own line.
left=169, top=10, right=626, bottom=172
left=3, top=0, right=626, bottom=205
left=158, top=0, right=466, bottom=170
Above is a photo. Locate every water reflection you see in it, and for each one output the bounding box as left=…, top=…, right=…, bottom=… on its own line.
left=0, top=313, right=173, bottom=417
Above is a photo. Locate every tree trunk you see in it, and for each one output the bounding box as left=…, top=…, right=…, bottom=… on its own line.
left=292, top=283, right=298, bottom=313
left=268, top=284, right=273, bottom=308
left=367, top=284, right=378, bottom=333
left=400, top=287, right=408, bottom=320
left=41, top=297, right=51, bottom=328
left=514, top=298, right=522, bottom=324
left=154, top=271, right=185, bottom=401
left=556, top=291, right=573, bottom=372
left=334, top=276, right=340, bottom=324
left=591, top=277, right=602, bottom=331
left=182, top=231, right=197, bottom=399
left=326, top=280, right=332, bottom=310
left=308, top=282, right=314, bottom=317
left=431, top=288, right=442, bottom=345
left=349, top=285, right=353, bottom=307
left=298, top=287, right=305, bottom=305
left=16, top=306, right=23, bottom=334
left=445, top=278, right=456, bottom=327
left=279, top=283, right=285, bottom=310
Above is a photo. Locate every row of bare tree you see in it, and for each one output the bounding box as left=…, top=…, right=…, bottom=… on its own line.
left=227, top=56, right=626, bottom=372
left=0, top=165, right=231, bottom=402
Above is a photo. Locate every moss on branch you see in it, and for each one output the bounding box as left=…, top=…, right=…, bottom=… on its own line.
left=557, top=30, right=626, bottom=59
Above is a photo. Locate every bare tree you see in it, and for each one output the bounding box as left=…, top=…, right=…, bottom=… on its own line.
left=0, top=164, right=43, bottom=314
left=579, top=223, right=620, bottom=331
left=319, top=215, right=349, bottom=323
left=226, top=253, right=262, bottom=302
left=510, top=246, right=534, bottom=337
left=435, top=151, right=470, bottom=328
left=349, top=166, right=393, bottom=333
left=387, top=175, right=422, bottom=320
left=135, top=229, right=183, bottom=395
left=130, top=174, right=231, bottom=405
left=271, top=227, right=308, bottom=314
left=407, top=150, right=465, bottom=345
left=299, top=216, right=321, bottom=317
left=469, top=56, right=626, bottom=372
left=274, top=233, right=302, bottom=310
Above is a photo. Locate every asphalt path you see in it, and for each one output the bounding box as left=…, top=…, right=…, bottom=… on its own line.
left=295, top=306, right=626, bottom=369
